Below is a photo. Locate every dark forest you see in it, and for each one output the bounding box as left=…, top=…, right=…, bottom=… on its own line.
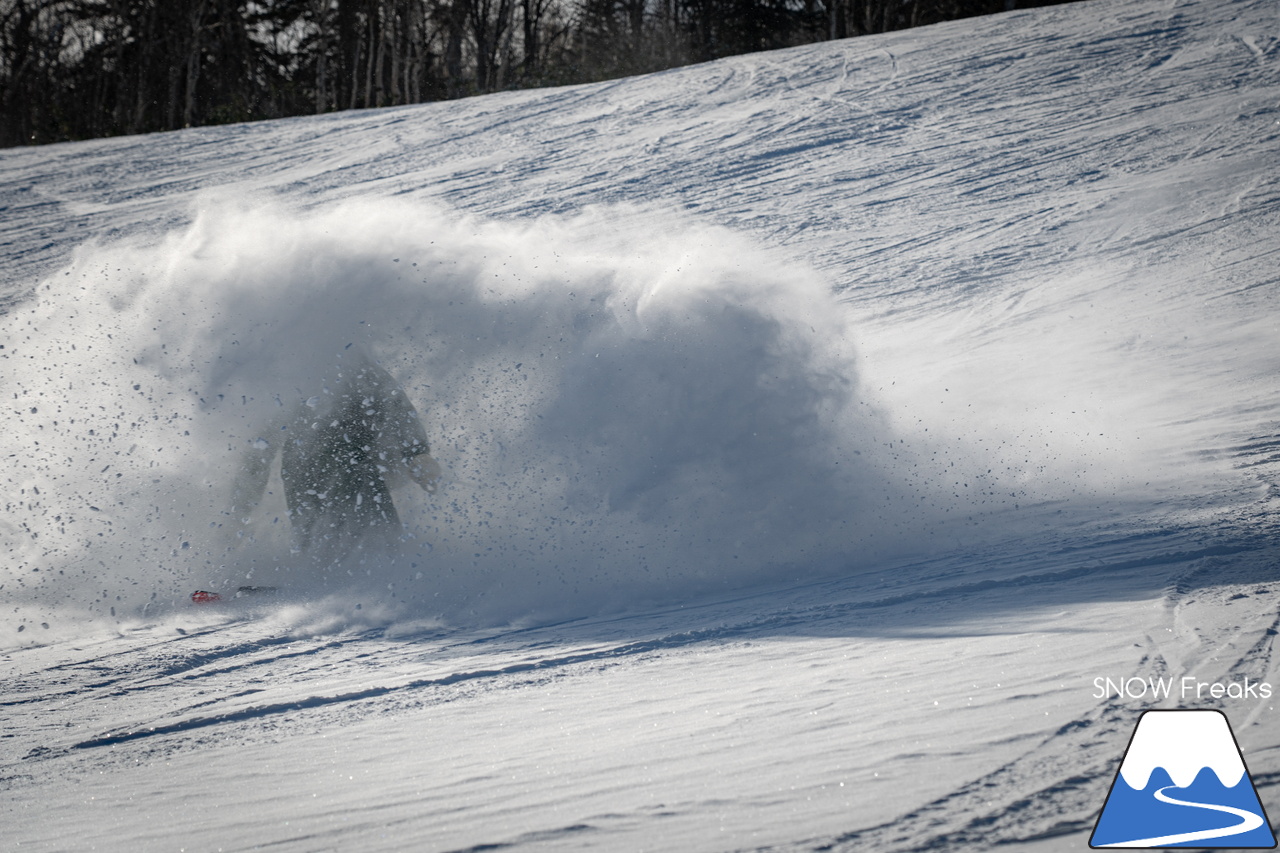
left=1, top=0, right=1077, bottom=147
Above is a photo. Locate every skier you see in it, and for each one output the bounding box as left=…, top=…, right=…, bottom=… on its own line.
left=230, top=350, right=441, bottom=564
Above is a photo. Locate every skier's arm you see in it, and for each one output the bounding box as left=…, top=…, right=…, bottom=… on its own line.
left=367, top=364, right=442, bottom=494
left=229, top=436, right=277, bottom=523
left=394, top=414, right=441, bottom=494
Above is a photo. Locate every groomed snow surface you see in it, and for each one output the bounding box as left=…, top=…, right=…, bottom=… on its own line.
left=3, top=0, right=1280, bottom=849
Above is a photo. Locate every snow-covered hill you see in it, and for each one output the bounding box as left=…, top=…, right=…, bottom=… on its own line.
left=3, top=0, right=1279, bottom=849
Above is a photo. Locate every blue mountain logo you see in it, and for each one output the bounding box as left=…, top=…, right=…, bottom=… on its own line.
left=1091, top=709, right=1276, bottom=848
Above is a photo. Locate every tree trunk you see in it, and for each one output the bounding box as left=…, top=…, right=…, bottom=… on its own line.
left=183, top=0, right=209, bottom=127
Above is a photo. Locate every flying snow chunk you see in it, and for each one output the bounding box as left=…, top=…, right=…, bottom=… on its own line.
left=1091, top=710, right=1276, bottom=849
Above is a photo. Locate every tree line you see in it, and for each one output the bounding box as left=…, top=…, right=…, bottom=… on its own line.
left=1, top=0, right=1073, bottom=148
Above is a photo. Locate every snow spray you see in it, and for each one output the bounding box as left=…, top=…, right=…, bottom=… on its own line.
left=1, top=197, right=1022, bottom=640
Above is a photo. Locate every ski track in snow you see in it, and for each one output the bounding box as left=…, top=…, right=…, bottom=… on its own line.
left=3, top=0, right=1280, bottom=850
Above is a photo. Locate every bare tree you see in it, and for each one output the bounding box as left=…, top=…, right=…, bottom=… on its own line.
left=0, top=0, right=1080, bottom=147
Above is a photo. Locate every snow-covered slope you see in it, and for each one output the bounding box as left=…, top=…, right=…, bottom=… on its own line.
left=3, top=0, right=1280, bottom=850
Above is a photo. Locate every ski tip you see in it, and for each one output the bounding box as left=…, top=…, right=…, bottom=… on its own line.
left=191, top=586, right=281, bottom=604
